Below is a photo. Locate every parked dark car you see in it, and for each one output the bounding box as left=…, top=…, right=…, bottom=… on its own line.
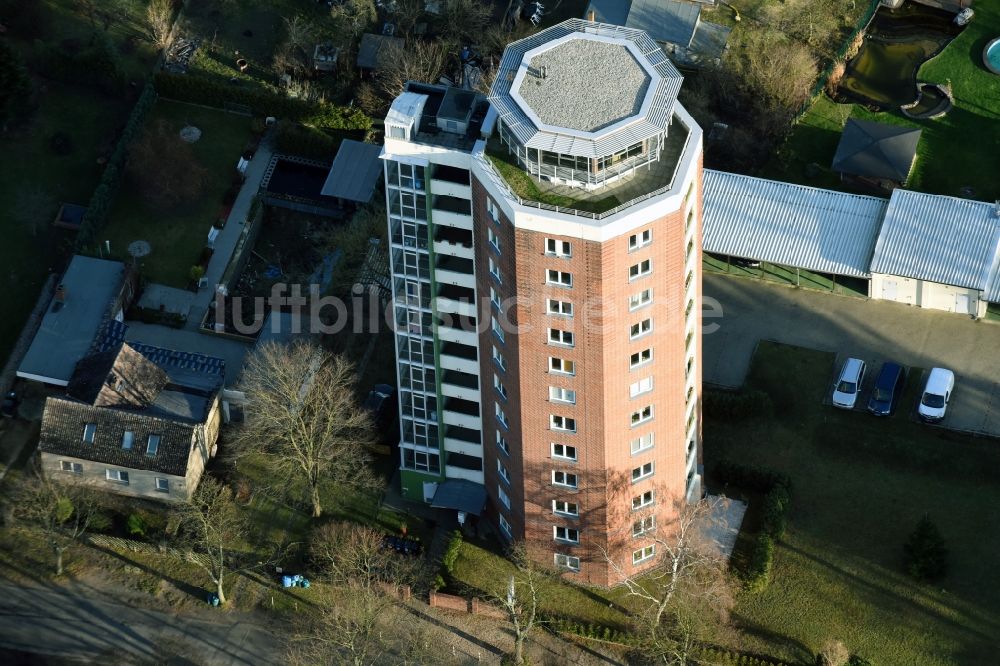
left=732, top=256, right=761, bottom=269
left=1, top=391, right=19, bottom=419
left=867, top=362, right=905, bottom=416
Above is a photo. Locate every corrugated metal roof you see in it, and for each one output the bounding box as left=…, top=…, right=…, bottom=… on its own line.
left=321, top=139, right=383, bottom=203
left=871, top=190, right=1000, bottom=291
left=586, top=0, right=701, bottom=47
left=489, top=19, right=682, bottom=159
left=703, top=170, right=888, bottom=278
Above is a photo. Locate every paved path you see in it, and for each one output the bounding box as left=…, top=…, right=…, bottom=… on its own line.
left=703, top=273, right=1000, bottom=435
left=125, top=321, right=251, bottom=386
left=186, top=135, right=275, bottom=331
left=0, top=582, right=282, bottom=665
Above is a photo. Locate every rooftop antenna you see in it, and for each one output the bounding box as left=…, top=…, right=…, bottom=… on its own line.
left=540, top=65, right=547, bottom=79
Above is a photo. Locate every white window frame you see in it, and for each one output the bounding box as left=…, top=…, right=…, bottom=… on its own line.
left=491, top=315, right=505, bottom=342
left=629, top=259, right=652, bottom=281
left=548, top=328, right=574, bottom=347
left=628, top=229, right=652, bottom=251
left=489, top=256, right=502, bottom=283
left=548, top=386, right=577, bottom=404
left=630, top=318, right=652, bottom=340
left=155, top=478, right=170, bottom=493
left=550, top=415, right=577, bottom=433
left=106, top=469, right=130, bottom=484
left=630, top=405, right=654, bottom=427
left=487, top=197, right=500, bottom=223
left=493, top=345, right=506, bottom=371
left=545, top=238, right=572, bottom=258
left=633, top=545, right=655, bottom=564
left=552, top=470, right=578, bottom=488
left=631, top=433, right=655, bottom=454
left=630, top=348, right=653, bottom=369
left=631, top=461, right=654, bottom=482
left=554, top=525, right=580, bottom=543
left=488, top=226, right=501, bottom=253
left=490, top=286, right=502, bottom=310
left=496, top=429, right=510, bottom=455
left=498, top=484, right=511, bottom=509
left=546, top=269, right=573, bottom=288
left=82, top=423, right=97, bottom=443
left=549, top=357, right=576, bottom=376
left=60, top=461, right=83, bottom=474
left=494, top=374, right=508, bottom=400
left=629, top=376, right=654, bottom=398
left=632, top=490, right=655, bottom=510
left=554, top=553, right=581, bottom=571
left=497, top=458, right=511, bottom=484
left=499, top=514, right=513, bottom=538
left=552, top=500, right=579, bottom=517
left=551, top=442, right=577, bottom=461
left=495, top=402, right=509, bottom=428
left=146, top=434, right=160, bottom=456
left=546, top=299, right=573, bottom=317
left=633, top=516, right=655, bottom=537
left=629, top=288, right=652, bottom=311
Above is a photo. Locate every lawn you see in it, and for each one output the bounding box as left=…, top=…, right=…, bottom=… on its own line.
left=99, top=100, right=254, bottom=287
left=0, top=0, right=158, bottom=362
left=707, top=342, right=1000, bottom=664
left=764, top=1, right=1000, bottom=201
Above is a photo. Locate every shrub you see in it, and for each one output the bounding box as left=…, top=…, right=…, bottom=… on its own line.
left=760, top=484, right=790, bottom=540
left=0, top=40, right=34, bottom=124
left=126, top=513, right=148, bottom=538
left=903, top=514, right=948, bottom=582
left=441, top=530, right=463, bottom=574
left=817, top=639, right=850, bottom=666
left=705, top=389, right=773, bottom=421
left=848, top=656, right=874, bottom=666
left=713, top=459, right=791, bottom=495
left=746, top=534, right=774, bottom=592
left=38, top=32, right=126, bottom=95
left=190, top=265, right=205, bottom=282
left=273, top=120, right=342, bottom=161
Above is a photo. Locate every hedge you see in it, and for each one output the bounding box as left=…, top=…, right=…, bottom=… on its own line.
left=76, top=81, right=158, bottom=250
left=152, top=72, right=372, bottom=132
left=713, top=459, right=792, bottom=592
left=440, top=530, right=463, bottom=575
left=705, top=389, right=773, bottom=422
left=273, top=120, right=345, bottom=161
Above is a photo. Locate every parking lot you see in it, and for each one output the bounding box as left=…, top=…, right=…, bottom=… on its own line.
left=703, top=273, right=1000, bottom=436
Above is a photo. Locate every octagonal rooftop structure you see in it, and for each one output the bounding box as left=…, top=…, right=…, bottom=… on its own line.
left=490, top=18, right=684, bottom=159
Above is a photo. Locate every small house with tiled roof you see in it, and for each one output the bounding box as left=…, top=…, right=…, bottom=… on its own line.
left=38, top=341, right=224, bottom=501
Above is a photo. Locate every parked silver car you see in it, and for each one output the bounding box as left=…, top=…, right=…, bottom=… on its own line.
left=918, top=368, right=954, bottom=423
left=832, top=358, right=866, bottom=409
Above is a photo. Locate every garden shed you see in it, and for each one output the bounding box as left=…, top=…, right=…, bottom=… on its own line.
left=356, top=33, right=404, bottom=71
left=832, top=118, right=922, bottom=190
left=321, top=139, right=383, bottom=205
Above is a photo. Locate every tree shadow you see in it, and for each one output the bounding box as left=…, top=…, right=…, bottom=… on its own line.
left=398, top=601, right=505, bottom=657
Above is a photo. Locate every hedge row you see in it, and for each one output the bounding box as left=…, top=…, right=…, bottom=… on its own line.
left=705, top=389, right=773, bottom=422
left=713, top=459, right=792, bottom=592
left=76, top=81, right=158, bottom=249
left=152, top=72, right=371, bottom=131
left=273, top=120, right=344, bottom=161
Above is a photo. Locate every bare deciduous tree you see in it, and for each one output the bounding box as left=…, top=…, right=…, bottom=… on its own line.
left=273, top=16, right=317, bottom=79
left=603, top=497, right=736, bottom=665
left=391, top=0, right=426, bottom=39
left=10, top=472, right=99, bottom=576
left=377, top=40, right=450, bottom=102
left=437, top=0, right=491, bottom=44
left=229, top=341, right=378, bottom=518
left=330, top=0, right=377, bottom=40
left=309, top=521, right=419, bottom=592
left=492, top=543, right=547, bottom=665
left=176, top=477, right=250, bottom=605
left=146, top=0, right=174, bottom=50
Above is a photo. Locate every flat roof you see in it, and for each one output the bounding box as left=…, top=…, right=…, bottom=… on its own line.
left=832, top=118, right=921, bottom=182
left=586, top=0, right=701, bottom=47
left=321, top=139, right=383, bottom=203
left=18, top=256, right=125, bottom=386
left=871, top=190, right=1000, bottom=294
left=517, top=38, right=650, bottom=132
left=703, top=170, right=888, bottom=278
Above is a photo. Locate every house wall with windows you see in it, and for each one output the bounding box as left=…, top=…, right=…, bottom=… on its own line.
left=869, top=273, right=986, bottom=317
left=41, top=450, right=192, bottom=502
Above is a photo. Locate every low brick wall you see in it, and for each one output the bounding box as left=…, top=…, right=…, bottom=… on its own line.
left=429, top=590, right=506, bottom=619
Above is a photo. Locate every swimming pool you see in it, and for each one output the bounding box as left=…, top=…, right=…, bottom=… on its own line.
left=985, top=38, right=1000, bottom=75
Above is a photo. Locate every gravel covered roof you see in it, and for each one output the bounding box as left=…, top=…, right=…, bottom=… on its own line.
left=517, top=39, right=650, bottom=133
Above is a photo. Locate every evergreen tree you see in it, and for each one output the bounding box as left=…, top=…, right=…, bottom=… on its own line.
left=0, top=40, right=34, bottom=125
left=903, top=514, right=948, bottom=581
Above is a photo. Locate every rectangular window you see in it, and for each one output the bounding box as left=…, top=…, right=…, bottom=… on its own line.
left=632, top=461, right=654, bottom=482
left=493, top=345, right=506, bottom=371
left=629, top=377, right=654, bottom=398
left=630, top=405, right=654, bottom=426
left=497, top=458, right=511, bottom=484
left=630, top=348, right=653, bottom=369
left=60, top=461, right=83, bottom=474
left=545, top=238, right=572, bottom=258
left=493, top=374, right=508, bottom=400
left=487, top=197, right=499, bottom=223
left=548, top=328, right=574, bottom=346
left=633, top=545, right=655, bottom=564
left=146, top=434, right=160, bottom=456
left=551, top=443, right=577, bottom=461
left=121, top=431, right=134, bottom=450
left=490, top=286, right=502, bottom=310
left=629, top=288, right=653, bottom=311
left=552, top=470, right=578, bottom=488
left=550, top=415, right=577, bottom=433
left=632, top=490, right=655, bottom=510
left=633, top=516, right=655, bottom=537
left=546, top=299, right=573, bottom=316
left=155, top=478, right=170, bottom=493
left=554, top=553, right=581, bottom=571
left=488, top=227, right=501, bottom=253
left=82, top=423, right=97, bottom=443
left=546, top=269, right=572, bottom=287
left=498, top=484, right=511, bottom=509
left=548, top=386, right=577, bottom=404
left=496, top=429, right=510, bottom=455
left=554, top=526, right=580, bottom=543
left=499, top=514, right=513, bottom=538
left=549, top=357, right=576, bottom=375
left=631, top=433, right=655, bottom=454
left=629, top=259, right=652, bottom=281
left=628, top=229, right=652, bottom=251
left=630, top=318, right=652, bottom=339
left=491, top=315, right=505, bottom=342
left=489, top=257, right=502, bottom=283
left=106, top=469, right=130, bottom=484
left=495, top=402, right=509, bottom=428
left=553, top=500, right=579, bottom=516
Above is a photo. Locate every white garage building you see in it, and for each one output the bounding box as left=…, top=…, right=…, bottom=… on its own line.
left=869, top=191, right=1000, bottom=318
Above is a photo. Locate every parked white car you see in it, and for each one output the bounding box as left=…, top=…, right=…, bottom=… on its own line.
left=832, top=358, right=866, bottom=409
left=918, top=368, right=955, bottom=423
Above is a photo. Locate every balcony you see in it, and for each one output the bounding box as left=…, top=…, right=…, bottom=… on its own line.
left=439, top=341, right=479, bottom=374
left=437, top=323, right=478, bottom=347
left=433, top=225, right=474, bottom=259
left=435, top=254, right=475, bottom=289
left=431, top=178, right=472, bottom=200
left=436, top=283, right=477, bottom=318
left=444, top=434, right=482, bottom=457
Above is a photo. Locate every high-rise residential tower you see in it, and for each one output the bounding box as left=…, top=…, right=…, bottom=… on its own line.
left=384, top=19, right=704, bottom=587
